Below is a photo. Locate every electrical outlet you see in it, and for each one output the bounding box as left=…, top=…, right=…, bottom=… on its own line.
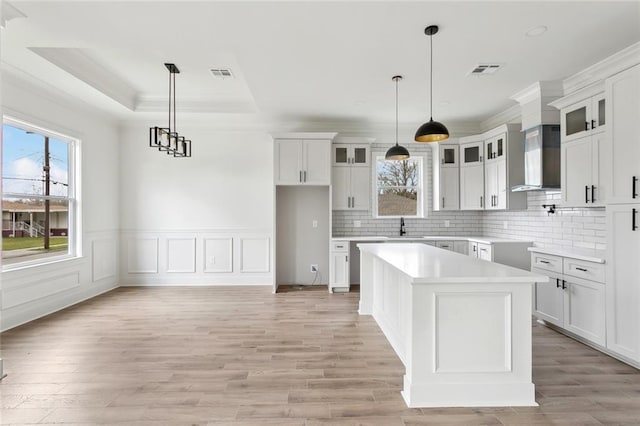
left=310, top=264, right=318, bottom=273
left=354, top=220, right=361, bottom=228
left=444, top=220, right=450, bottom=228
left=312, top=220, right=318, bottom=228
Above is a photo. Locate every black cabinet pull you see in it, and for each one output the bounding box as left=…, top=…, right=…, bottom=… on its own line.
left=562, top=280, right=567, bottom=290
left=539, top=260, right=550, bottom=264
left=591, top=185, right=596, bottom=203
left=480, top=196, right=483, bottom=208
left=633, top=176, right=638, bottom=199
left=585, top=185, right=590, bottom=203
left=576, top=267, right=588, bottom=272
left=556, top=278, right=560, bottom=288
left=299, top=171, right=302, bottom=182
left=591, top=119, right=596, bottom=129
left=585, top=121, right=589, bottom=131
left=633, top=208, right=638, bottom=231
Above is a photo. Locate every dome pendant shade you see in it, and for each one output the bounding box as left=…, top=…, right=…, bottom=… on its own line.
left=385, top=143, right=411, bottom=160
left=415, top=118, right=449, bottom=142
left=385, top=75, right=410, bottom=160
left=415, top=24, right=449, bottom=143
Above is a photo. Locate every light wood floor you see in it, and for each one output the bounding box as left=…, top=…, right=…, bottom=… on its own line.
left=1, top=286, right=640, bottom=425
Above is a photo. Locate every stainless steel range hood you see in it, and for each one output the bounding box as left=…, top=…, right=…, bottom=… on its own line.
left=511, top=125, right=561, bottom=192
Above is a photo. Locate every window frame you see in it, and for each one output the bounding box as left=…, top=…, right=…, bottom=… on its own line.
left=372, top=152, right=426, bottom=219
left=2, top=116, right=81, bottom=271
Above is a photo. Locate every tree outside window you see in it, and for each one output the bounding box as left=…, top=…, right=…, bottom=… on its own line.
left=376, top=157, right=423, bottom=217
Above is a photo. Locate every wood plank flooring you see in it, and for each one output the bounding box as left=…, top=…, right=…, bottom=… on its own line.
left=1, top=285, right=640, bottom=425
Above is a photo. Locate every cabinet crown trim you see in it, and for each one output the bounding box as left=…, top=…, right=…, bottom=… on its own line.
left=548, top=82, right=605, bottom=110
left=333, top=136, right=375, bottom=144
left=271, top=132, right=337, bottom=140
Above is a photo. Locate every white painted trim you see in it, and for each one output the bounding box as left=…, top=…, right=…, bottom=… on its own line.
left=510, top=81, right=564, bottom=105
left=239, top=237, right=271, bottom=273
left=126, top=237, right=159, bottom=274
left=91, top=238, right=116, bottom=282
left=166, top=237, right=197, bottom=273
left=479, top=104, right=522, bottom=133
left=562, top=41, right=640, bottom=95
left=203, top=237, right=234, bottom=273
left=270, top=132, right=338, bottom=140
left=548, top=81, right=605, bottom=110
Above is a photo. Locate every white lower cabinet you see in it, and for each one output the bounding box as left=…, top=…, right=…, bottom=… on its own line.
left=606, top=204, right=640, bottom=361
left=330, top=240, right=349, bottom=291
left=468, top=242, right=492, bottom=261
left=532, top=252, right=606, bottom=346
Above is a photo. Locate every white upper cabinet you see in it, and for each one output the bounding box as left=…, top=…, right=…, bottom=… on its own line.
left=333, top=144, right=370, bottom=167
left=606, top=64, right=640, bottom=205
left=459, top=139, right=485, bottom=210
left=458, top=125, right=525, bottom=211
left=553, top=86, right=609, bottom=207
left=331, top=139, right=372, bottom=211
left=273, top=133, right=336, bottom=185
left=433, top=144, right=460, bottom=211
left=561, top=93, right=606, bottom=142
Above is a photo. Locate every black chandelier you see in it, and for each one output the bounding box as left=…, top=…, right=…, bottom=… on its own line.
left=149, top=63, right=192, bottom=157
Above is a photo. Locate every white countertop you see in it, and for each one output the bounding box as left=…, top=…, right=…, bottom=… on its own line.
left=358, top=243, right=547, bottom=284
left=333, top=235, right=533, bottom=244
left=528, top=246, right=606, bottom=264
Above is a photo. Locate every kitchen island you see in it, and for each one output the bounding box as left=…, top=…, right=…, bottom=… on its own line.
left=358, top=243, right=547, bottom=408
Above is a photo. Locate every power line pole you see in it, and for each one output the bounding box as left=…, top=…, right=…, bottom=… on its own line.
left=44, top=136, right=50, bottom=250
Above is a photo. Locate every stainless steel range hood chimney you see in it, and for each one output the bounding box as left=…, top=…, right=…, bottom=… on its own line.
left=511, top=125, right=560, bottom=192
left=509, top=81, right=563, bottom=192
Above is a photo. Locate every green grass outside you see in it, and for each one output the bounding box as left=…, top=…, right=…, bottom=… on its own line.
left=2, top=237, right=68, bottom=251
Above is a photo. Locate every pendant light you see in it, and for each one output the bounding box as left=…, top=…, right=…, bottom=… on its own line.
left=149, top=63, right=192, bottom=157
left=415, top=25, right=449, bottom=143
left=385, top=75, right=411, bottom=160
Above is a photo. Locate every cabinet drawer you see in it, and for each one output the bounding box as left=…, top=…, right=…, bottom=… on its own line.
left=332, top=241, right=349, bottom=252
left=531, top=253, right=563, bottom=273
left=436, top=241, right=454, bottom=251
left=563, top=258, right=605, bottom=283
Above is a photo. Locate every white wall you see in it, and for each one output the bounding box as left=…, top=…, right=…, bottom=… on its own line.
left=1, top=73, right=121, bottom=331
left=118, top=123, right=274, bottom=285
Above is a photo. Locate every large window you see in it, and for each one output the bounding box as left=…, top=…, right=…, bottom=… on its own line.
left=2, top=119, right=78, bottom=267
left=375, top=155, right=424, bottom=218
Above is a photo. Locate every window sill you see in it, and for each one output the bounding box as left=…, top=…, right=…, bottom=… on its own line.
left=2, top=254, right=83, bottom=273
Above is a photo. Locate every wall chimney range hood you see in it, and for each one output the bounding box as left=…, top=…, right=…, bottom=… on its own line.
left=511, top=125, right=561, bottom=192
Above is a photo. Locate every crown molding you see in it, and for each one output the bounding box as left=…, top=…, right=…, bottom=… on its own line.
left=510, top=81, right=564, bottom=105
left=135, top=95, right=257, bottom=114
left=480, top=104, right=521, bottom=133
left=1, top=2, right=26, bottom=28
left=548, top=81, right=605, bottom=110
left=563, top=41, right=640, bottom=94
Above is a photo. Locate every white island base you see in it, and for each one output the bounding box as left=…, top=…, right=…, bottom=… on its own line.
left=358, top=243, right=546, bottom=408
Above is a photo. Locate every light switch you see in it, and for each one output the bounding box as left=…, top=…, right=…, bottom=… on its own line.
left=444, top=220, right=450, bottom=228
left=312, top=220, right=318, bottom=228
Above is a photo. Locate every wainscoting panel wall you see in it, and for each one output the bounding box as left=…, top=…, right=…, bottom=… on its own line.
left=120, top=230, right=272, bottom=286
left=92, top=238, right=116, bottom=282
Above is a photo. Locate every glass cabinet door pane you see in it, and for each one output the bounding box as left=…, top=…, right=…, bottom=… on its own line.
left=598, top=99, right=605, bottom=126
left=354, top=147, right=367, bottom=164
left=443, top=148, right=456, bottom=164
left=335, top=147, right=348, bottom=163
left=566, top=107, right=587, bottom=136
left=497, top=138, right=504, bottom=157
left=464, top=146, right=480, bottom=163
left=487, top=142, right=493, bottom=159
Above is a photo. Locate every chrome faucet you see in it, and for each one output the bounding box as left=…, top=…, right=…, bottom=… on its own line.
left=400, top=217, right=406, bottom=236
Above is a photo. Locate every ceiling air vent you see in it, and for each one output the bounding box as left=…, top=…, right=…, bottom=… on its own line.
left=468, top=64, right=504, bottom=76
left=210, top=68, right=234, bottom=79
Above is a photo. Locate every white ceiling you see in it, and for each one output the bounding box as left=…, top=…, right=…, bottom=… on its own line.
left=2, top=1, right=640, bottom=130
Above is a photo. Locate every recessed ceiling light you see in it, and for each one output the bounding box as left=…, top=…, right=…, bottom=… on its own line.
left=526, top=25, right=548, bottom=37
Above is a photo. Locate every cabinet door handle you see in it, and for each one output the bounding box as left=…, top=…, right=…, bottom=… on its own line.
left=585, top=121, right=590, bottom=131
left=591, top=185, right=596, bottom=203
left=576, top=267, right=588, bottom=272
left=351, top=196, right=355, bottom=208
left=441, top=158, right=444, bottom=165
left=473, top=245, right=477, bottom=252
left=303, top=171, right=307, bottom=182
left=539, top=260, right=550, bottom=264
left=562, top=280, right=567, bottom=290
left=480, top=155, right=483, bottom=162
left=585, top=185, right=590, bottom=203
left=299, top=171, right=302, bottom=183
left=633, top=176, right=638, bottom=199
left=556, top=278, right=560, bottom=288
left=442, top=197, right=445, bottom=208
left=633, top=208, right=638, bottom=231
left=591, top=119, right=596, bottom=129
left=480, top=196, right=483, bottom=208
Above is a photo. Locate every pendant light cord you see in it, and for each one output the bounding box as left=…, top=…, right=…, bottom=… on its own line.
left=395, top=77, right=399, bottom=146
left=429, top=32, right=433, bottom=121
left=173, top=71, right=176, bottom=133
left=168, top=69, right=172, bottom=132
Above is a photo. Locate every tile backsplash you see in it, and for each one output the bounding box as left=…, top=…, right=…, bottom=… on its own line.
left=332, top=143, right=606, bottom=250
